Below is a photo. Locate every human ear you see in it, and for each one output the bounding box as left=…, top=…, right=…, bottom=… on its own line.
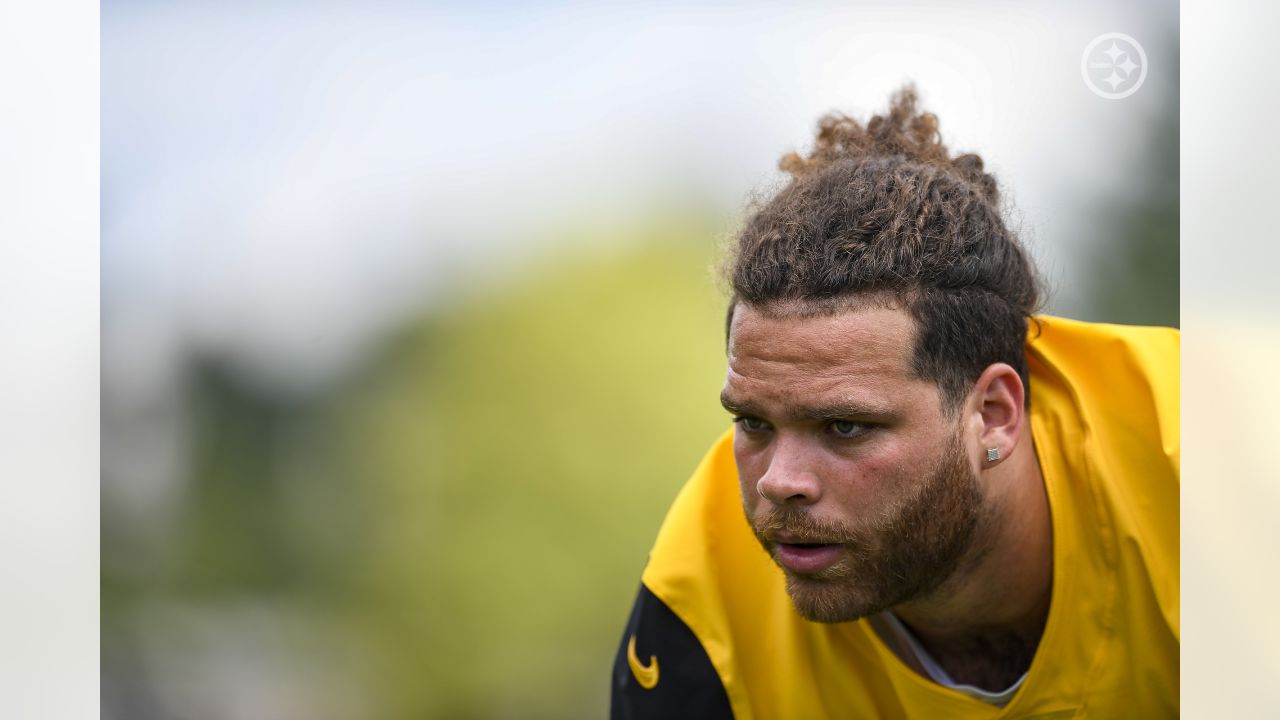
left=967, top=363, right=1025, bottom=466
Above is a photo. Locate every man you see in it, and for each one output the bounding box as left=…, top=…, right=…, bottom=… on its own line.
left=611, top=86, right=1178, bottom=718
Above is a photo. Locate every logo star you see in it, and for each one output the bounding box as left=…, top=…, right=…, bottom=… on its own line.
left=1082, top=33, right=1147, bottom=98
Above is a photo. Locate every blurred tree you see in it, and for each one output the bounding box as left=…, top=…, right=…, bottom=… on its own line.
left=104, top=217, right=736, bottom=719
left=337, top=224, right=732, bottom=718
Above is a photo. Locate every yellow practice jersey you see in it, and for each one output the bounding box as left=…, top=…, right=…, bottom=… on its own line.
left=611, top=316, right=1179, bottom=719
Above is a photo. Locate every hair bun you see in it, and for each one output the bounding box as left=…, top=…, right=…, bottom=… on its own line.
left=778, top=84, right=1000, bottom=205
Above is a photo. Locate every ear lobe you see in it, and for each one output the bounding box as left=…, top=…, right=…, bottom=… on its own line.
left=971, top=363, right=1025, bottom=462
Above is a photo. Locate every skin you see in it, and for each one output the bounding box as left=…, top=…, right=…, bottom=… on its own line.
left=721, top=300, right=1054, bottom=690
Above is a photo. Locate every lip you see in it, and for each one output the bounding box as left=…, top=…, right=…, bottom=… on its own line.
left=774, top=542, right=844, bottom=574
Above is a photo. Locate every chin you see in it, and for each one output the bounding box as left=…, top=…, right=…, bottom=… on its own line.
left=783, top=573, right=887, bottom=624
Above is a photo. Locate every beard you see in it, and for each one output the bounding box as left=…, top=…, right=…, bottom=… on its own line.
left=748, top=431, right=992, bottom=623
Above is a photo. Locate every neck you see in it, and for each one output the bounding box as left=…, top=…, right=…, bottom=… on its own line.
left=887, top=415, right=1053, bottom=689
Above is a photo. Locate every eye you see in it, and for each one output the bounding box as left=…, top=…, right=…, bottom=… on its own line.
left=735, top=416, right=770, bottom=433
left=829, top=420, right=870, bottom=438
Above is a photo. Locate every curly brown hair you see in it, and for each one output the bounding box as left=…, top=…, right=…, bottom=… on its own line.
left=724, top=84, right=1043, bottom=412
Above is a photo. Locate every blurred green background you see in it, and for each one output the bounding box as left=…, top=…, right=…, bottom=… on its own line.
left=104, top=216, right=743, bottom=718
left=102, top=2, right=1177, bottom=717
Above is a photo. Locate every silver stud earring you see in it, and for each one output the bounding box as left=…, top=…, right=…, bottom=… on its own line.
left=987, top=447, right=1001, bottom=462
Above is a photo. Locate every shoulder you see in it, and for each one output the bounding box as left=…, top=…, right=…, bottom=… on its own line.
left=611, top=433, right=742, bottom=719
left=1028, top=315, right=1178, bottom=374
left=1027, top=316, right=1179, bottom=382
left=1027, top=316, right=1179, bottom=473
left=1027, top=316, right=1180, bottom=642
left=610, top=583, right=734, bottom=720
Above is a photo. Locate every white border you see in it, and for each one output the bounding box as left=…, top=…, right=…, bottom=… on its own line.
left=0, top=1, right=100, bottom=718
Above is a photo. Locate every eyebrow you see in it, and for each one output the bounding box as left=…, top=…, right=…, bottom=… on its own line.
left=720, top=391, right=894, bottom=422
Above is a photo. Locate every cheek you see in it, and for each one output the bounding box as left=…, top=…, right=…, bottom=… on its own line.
left=856, top=454, right=909, bottom=483
left=732, top=447, right=759, bottom=490
left=732, top=436, right=769, bottom=507
left=826, top=444, right=912, bottom=500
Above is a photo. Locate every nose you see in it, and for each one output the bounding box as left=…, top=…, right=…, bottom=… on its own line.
left=756, top=437, right=824, bottom=505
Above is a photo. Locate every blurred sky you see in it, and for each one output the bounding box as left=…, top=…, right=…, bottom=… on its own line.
left=104, top=0, right=1178, bottom=397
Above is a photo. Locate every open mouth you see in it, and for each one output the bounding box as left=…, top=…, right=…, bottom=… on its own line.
left=774, top=542, right=843, bottom=573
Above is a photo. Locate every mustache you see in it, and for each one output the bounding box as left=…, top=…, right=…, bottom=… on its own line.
left=750, top=506, right=866, bottom=545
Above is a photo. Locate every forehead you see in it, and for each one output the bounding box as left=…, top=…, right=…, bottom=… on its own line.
left=725, top=301, right=925, bottom=410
